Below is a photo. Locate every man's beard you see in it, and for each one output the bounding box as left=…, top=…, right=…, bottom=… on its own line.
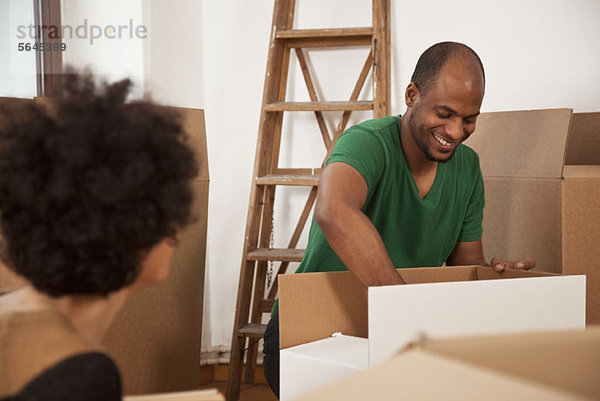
left=408, top=109, right=456, bottom=163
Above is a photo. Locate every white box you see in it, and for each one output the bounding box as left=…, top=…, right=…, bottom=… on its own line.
left=279, top=266, right=586, bottom=399
left=368, top=275, right=585, bottom=365
left=280, top=335, right=368, bottom=401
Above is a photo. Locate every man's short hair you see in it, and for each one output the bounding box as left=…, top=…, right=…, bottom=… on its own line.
left=410, top=41, right=485, bottom=96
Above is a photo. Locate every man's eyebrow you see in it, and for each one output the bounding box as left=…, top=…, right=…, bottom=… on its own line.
left=435, top=105, right=480, bottom=118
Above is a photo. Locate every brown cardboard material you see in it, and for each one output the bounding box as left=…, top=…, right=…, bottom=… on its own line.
left=278, top=265, right=560, bottom=350
left=0, top=97, right=34, bottom=293
left=103, top=107, right=210, bottom=395
left=296, top=328, right=600, bottom=401
left=562, top=165, right=600, bottom=325
left=565, top=113, right=600, bottom=165
left=464, top=109, right=600, bottom=323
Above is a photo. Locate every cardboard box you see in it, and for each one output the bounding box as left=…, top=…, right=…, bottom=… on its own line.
left=279, top=266, right=585, bottom=400
left=464, top=109, right=600, bottom=324
left=280, top=335, right=368, bottom=401
left=0, top=97, right=33, bottom=294
left=295, top=327, right=600, bottom=401
left=102, top=107, right=210, bottom=395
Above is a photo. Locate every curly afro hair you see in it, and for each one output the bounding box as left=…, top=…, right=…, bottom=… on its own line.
left=0, top=71, right=198, bottom=297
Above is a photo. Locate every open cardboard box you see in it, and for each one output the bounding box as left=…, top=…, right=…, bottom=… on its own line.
left=464, top=109, right=600, bottom=324
left=279, top=266, right=585, bottom=401
left=295, top=327, right=600, bottom=401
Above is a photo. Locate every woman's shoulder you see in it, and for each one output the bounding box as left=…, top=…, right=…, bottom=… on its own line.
left=7, top=352, right=122, bottom=401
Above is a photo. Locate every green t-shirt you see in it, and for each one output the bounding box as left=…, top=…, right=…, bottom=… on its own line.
left=296, top=115, right=485, bottom=274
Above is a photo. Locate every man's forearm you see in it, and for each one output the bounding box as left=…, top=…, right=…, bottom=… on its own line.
left=317, top=205, right=405, bottom=287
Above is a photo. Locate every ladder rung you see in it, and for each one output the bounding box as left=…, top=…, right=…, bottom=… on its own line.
left=247, top=248, right=305, bottom=262
left=276, top=27, right=373, bottom=39
left=259, top=299, right=275, bottom=313
left=256, top=174, right=319, bottom=186
left=238, top=323, right=267, bottom=338
left=265, top=101, right=373, bottom=112
left=276, top=27, right=373, bottom=48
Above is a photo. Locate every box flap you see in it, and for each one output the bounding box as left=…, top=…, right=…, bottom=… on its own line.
left=283, top=335, right=368, bottom=370
left=295, top=346, right=592, bottom=401
left=368, top=274, right=585, bottom=365
left=481, top=177, right=563, bottom=273
left=279, top=271, right=368, bottom=350
left=419, top=327, right=600, bottom=401
left=565, top=112, right=600, bottom=166
left=563, top=165, right=600, bottom=178
left=464, top=109, right=572, bottom=178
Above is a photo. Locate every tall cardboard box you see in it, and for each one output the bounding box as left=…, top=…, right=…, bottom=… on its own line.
left=0, top=98, right=210, bottom=395
left=102, top=107, right=210, bottom=395
left=0, top=97, right=32, bottom=293
left=464, top=109, right=600, bottom=324
left=279, top=266, right=585, bottom=400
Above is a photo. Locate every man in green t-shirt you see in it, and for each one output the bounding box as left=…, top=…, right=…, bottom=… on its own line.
left=263, top=41, right=535, bottom=398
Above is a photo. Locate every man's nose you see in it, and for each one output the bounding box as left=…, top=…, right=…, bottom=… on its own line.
left=446, top=119, right=465, bottom=141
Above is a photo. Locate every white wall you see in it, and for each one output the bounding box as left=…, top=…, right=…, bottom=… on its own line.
left=61, top=0, right=146, bottom=95
left=392, top=0, right=600, bottom=114
left=0, top=0, right=37, bottom=98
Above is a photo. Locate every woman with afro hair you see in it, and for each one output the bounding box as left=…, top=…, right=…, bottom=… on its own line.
left=0, top=71, right=198, bottom=400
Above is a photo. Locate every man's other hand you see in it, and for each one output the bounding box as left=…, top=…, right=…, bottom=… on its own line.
left=490, top=257, right=536, bottom=273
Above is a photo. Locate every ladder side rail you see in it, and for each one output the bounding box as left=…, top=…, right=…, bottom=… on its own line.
left=226, top=0, right=296, bottom=399
left=372, top=0, right=391, bottom=118
left=240, top=0, right=297, bottom=388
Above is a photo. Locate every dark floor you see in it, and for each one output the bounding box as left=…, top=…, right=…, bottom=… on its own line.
left=199, top=382, right=278, bottom=401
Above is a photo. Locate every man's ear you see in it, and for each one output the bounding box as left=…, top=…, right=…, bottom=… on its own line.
left=405, top=82, right=419, bottom=107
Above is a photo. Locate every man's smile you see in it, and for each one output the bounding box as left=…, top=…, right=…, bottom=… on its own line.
left=432, top=132, right=457, bottom=151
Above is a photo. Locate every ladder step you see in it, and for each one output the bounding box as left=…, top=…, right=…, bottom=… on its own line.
left=256, top=174, right=319, bottom=186
left=238, top=323, right=267, bottom=338
left=265, top=101, right=373, bottom=112
left=276, top=27, right=373, bottom=48
left=259, top=299, right=276, bottom=313
left=247, top=248, right=305, bottom=262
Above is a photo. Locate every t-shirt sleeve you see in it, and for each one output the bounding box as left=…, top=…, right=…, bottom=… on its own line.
left=326, top=128, right=385, bottom=198
left=16, top=352, right=122, bottom=401
left=458, top=156, right=485, bottom=242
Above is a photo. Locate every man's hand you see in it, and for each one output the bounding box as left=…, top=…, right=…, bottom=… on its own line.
left=489, top=257, right=536, bottom=273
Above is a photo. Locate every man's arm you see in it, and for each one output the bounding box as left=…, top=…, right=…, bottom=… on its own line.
left=447, top=240, right=536, bottom=272
left=315, top=162, right=405, bottom=287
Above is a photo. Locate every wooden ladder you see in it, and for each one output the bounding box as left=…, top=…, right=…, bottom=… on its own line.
left=226, top=1, right=390, bottom=400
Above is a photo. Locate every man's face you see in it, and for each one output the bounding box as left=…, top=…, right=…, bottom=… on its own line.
left=407, top=60, right=484, bottom=163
